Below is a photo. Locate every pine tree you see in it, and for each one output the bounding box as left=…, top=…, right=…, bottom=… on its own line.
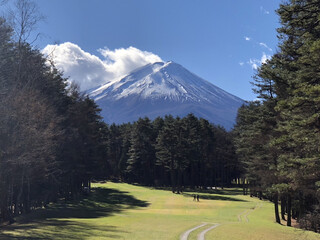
left=274, top=0, right=320, bottom=227
left=236, top=0, right=320, bottom=229
left=127, top=117, right=155, bottom=185
left=156, top=115, right=179, bottom=192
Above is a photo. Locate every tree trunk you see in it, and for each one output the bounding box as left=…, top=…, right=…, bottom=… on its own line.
left=298, top=191, right=303, bottom=221
left=287, top=194, right=292, bottom=226
left=281, top=195, right=286, bottom=220
left=23, top=176, right=30, bottom=214
left=274, top=193, right=281, bottom=224
left=242, top=178, right=246, bottom=195
left=221, top=164, right=224, bottom=189
left=177, top=169, right=182, bottom=194
left=17, top=168, right=25, bottom=214
left=258, top=191, right=262, bottom=200
left=170, top=170, right=176, bottom=193
left=170, top=157, right=176, bottom=193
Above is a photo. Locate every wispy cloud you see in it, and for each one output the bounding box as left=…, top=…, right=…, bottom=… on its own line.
left=249, top=59, right=259, bottom=70
left=248, top=52, right=271, bottom=70
left=242, top=38, right=273, bottom=69
left=260, top=6, right=270, bottom=15
left=259, top=42, right=273, bottom=52
left=261, top=52, right=271, bottom=64
left=42, top=42, right=162, bottom=91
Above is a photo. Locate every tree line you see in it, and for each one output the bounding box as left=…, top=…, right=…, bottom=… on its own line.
left=0, top=16, right=107, bottom=223
left=0, top=18, right=241, bottom=221
left=4, top=0, right=320, bottom=234
left=233, top=0, right=320, bottom=233
left=105, top=115, right=241, bottom=192
left=0, top=5, right=241, bottom=223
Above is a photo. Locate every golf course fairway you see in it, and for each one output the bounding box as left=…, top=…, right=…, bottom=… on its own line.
left=0, top=182, right=319, bottom=240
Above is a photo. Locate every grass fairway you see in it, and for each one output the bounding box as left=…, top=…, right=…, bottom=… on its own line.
left=0, top=182, right=319, bottom=240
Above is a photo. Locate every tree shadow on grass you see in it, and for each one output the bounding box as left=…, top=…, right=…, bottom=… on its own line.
left=0, top=220, right=125, bottom=240
left=0, top=187, right=149, bottom=240
left=37, top=187, right=150, bottom=219
left=182, top=192, right=248, bottom=202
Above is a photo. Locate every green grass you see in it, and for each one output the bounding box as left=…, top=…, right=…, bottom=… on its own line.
left=0, top=182, right=319, bottom=239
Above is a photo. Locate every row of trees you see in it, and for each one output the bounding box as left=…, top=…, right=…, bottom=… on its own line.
left=233, top=0, right=320, bottom=232
left=0, top=16, right=107, bottom=223
left=0, top=0, right=242, bottom=225
left=105, top=115, right=241, bottom=193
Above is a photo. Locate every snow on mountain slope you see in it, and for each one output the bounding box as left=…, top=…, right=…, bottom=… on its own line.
left=89, top=61, right=245, bottom=130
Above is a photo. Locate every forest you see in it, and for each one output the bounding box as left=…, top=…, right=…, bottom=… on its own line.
left=233, top=0, right=320, bottom=232
left=1, top=0, right=320, bottom=235
left=104, top=115, right=239, bottom=191
left=0, top=11, right=241, bottom=223
left=0, top=17, right=108, bottom=223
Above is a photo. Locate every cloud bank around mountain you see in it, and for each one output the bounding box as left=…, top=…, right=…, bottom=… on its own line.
left=42, top=42, right=162, bottom=91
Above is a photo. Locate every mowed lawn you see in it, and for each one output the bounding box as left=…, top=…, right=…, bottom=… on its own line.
left=0, top=182, right=319, bottom=240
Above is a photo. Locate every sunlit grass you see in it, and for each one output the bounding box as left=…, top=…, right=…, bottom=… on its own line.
left=0, top=182, right=319, bottom=239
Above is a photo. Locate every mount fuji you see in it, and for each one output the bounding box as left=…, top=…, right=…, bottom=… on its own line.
left=89, top=61, right=245, bottom=130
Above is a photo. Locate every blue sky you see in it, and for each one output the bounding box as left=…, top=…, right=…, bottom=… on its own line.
left=7, top=0, right=281, bottom=100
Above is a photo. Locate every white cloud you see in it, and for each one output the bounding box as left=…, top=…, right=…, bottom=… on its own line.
left=260, top=6, right=270, bottom=15
left=261, top=52, right=271, bottom=64
left=248, top=52, right=271, bottom=70
left=244, top=36, right=251, bottom=41
left=239, top=62, right=244, bottom=66
left=259, top=42, right=273, bottom=52
left=249, top=59, right=259, bottom=70
left=42, top=42, right=162, bottom=91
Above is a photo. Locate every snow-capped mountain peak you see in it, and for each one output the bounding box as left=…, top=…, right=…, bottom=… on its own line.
left=89, top=61, right=244, bottom=130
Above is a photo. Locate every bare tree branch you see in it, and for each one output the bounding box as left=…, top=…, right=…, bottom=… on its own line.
left=7, top=0, right=44, bottom=45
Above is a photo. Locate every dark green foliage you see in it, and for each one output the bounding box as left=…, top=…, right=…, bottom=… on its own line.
left=126, top=117, right=156, bottom=185
left=0, top=17, right=107, bottom=223
left=105, top=114, right=241, bottom=192
left=234, top=0, right=320, bottom=232
left=0, top=1, right=241, bottom=225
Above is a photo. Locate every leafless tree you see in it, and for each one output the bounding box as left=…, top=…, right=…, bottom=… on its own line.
left=7, top=0, right=44, bottom=45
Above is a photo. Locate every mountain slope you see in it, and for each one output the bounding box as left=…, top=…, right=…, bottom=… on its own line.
left=90, top=61, right=244, bottom=129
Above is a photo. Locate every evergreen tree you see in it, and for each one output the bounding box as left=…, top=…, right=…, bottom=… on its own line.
left=273, top=0, right=320, bottom=227
left=127, top=117, right=155, bottom=185
left=0, top=12, right=109, bottom=221
left=156, top=115, right=179, bottom=192
left=234, top=0, right=320, bottom=230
